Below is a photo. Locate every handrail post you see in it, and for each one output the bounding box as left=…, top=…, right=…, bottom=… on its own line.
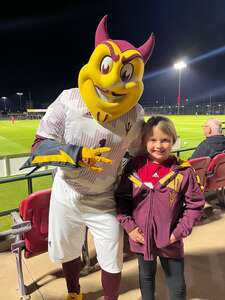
left=27, top=178, right=33, bottom=195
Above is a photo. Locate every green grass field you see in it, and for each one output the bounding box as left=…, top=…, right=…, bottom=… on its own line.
left=0, top=115, right=225, bottom=231
left=1, top=115, right=225, bottom=155
left=0, top=119, right=49, bottom=231
left=0, top=119, right=40, bottom=155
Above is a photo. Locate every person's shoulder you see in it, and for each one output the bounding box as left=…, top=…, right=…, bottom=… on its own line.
left=126, top=103, right=144, bottom=120
left=207, top=134, right=225, bottom=142
left=124, top=155, right=147, bottom=173
left=135, top=103, right=145, bottom=117
left=135, top=103, right=144, bottom=111
left=135, top=154, right=148, bottom=164
left=173, top=157, right=194, bottom=173
left=59, top=88, right=85, bottom=107
left=61, top=88, right=79, bottom=98
left=197, top=138, right=208, bottom=146
left=192, top=139, right=208, bottom=153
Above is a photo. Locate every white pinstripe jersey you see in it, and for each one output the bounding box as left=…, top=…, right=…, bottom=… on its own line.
left=37, top=88, right=144, bottom=206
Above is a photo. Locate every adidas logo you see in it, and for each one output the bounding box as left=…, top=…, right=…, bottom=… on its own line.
left=152, top=172, right=159, bottom=178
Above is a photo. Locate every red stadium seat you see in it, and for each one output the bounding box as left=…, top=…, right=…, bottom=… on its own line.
left=189, top=156, right=211, bottom=190
left=11, top=189, right=51, bottom=297
left=205, top=153, right=225, bottom=207
left=206, top=153, right=225, bottom=190
left=19, top=189, right=51, bottom=257
left=10, top=189, right=97, bottom=298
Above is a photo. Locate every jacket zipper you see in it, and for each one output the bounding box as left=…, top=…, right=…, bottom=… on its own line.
left=145, top=188, right=154, bottom=260
left=131, top=172, right=154, bottom=259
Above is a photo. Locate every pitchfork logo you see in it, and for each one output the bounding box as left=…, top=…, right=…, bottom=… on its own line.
left=125, top=122, right=132, bottom=134
left=83, top=112, right=93, bottom=119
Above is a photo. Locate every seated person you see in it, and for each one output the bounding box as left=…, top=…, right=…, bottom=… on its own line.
left=190, top=118, right=225, bottom=159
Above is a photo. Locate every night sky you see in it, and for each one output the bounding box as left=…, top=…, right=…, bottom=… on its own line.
left=1, top=0, right=225, bottom=110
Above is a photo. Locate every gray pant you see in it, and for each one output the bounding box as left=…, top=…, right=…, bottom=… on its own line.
left=137, top=254, right=186, bottom=300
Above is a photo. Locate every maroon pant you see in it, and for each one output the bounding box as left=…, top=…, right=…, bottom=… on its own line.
left=62, top=257, right=121, bottom=300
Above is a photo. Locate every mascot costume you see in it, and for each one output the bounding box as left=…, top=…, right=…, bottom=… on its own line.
left=21, top=15, right=155, bottom=300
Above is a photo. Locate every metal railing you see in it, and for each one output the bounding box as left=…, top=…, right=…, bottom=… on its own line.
left=0, top=170, right=52, bottom=218
left=172, top=147, right=196, bottom=157
left=0, top=152, right=51, bottom=177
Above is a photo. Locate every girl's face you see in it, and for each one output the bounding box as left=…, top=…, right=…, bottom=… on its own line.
left=145, top=126, right=174, bottom=164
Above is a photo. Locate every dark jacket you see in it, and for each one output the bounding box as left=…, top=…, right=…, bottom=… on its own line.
left=115, top=156, right=205, bottom=260
left=190, top=135, right=225, bottom=159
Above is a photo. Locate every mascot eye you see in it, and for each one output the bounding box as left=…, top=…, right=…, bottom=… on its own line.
left=120, top=63, right=134, bottom=82
left=100, top=56, right=113, bottom=74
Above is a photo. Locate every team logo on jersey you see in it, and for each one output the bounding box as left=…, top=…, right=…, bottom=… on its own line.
left=83, top=112, right=93, bottom=119
left=99, top=139, right=106, bottom=148
left=169, top=190, right=177, bottom=206
left=125, top=122, right=132, bottom=134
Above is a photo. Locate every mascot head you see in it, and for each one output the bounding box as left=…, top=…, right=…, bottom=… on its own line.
left=78, top=15, right=155, bottom=123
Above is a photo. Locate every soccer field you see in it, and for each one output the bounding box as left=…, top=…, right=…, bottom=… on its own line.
left=0, top=115, right=225, bottom=156
left=0, top=119, right=40, bottom=155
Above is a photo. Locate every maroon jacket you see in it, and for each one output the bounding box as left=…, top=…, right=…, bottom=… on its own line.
left=115, top=155, right=205, bottom=260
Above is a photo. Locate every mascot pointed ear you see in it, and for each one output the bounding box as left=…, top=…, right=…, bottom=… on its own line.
left=95, top=15, right=110, bottom=47
left=138, top=33, right=155, bottom=64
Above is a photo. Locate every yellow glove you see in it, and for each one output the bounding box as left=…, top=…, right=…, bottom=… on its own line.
left=79, top=147, right=112, bottom=172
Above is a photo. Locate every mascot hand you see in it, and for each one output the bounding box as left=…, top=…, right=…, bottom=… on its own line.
left=79, top=147, right=112, bottom=172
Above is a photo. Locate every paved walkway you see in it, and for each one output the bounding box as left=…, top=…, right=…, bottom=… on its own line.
left=1, top=202, right=225, bottom=300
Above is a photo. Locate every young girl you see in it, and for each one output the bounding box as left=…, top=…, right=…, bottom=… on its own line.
left=115, top=115, right=205, bottom=300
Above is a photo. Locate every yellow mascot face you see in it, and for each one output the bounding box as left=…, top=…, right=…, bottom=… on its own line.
left=78, top=15, right=155, bottom=123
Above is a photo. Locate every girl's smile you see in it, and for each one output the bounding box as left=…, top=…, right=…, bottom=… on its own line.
left=146, top=127, right=174, bottom=163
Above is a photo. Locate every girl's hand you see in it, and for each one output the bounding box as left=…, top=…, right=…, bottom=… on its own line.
left=128, top=227, right=145, bottom=244
left=170, top=233, right=177, bottom=244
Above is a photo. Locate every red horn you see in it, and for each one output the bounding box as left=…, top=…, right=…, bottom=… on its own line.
left=95, top=15, right=110, bottom=47
left=138, top=33, right=155, bottom=64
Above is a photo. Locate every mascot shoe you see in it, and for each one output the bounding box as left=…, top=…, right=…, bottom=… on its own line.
left=65, top=292, right=83, bottom=300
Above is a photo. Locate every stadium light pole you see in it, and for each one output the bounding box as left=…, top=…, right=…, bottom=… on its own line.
left=1, top=96, right=7, bottom=111
left=174, top=61, right=187, bottom=114
left=16, top=92, right=23, bottom=111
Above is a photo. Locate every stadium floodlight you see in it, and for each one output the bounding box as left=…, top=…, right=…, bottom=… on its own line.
left=173, top=60, right=187, bottom=114
left=16, top=92, right=23, bottom=111
left=1, top=96, right=7, bottom=111
left=174, top=61, right=187, bottom=70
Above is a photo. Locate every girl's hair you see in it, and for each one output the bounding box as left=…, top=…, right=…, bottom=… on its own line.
left=142, top=115, right=177, bottom=146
